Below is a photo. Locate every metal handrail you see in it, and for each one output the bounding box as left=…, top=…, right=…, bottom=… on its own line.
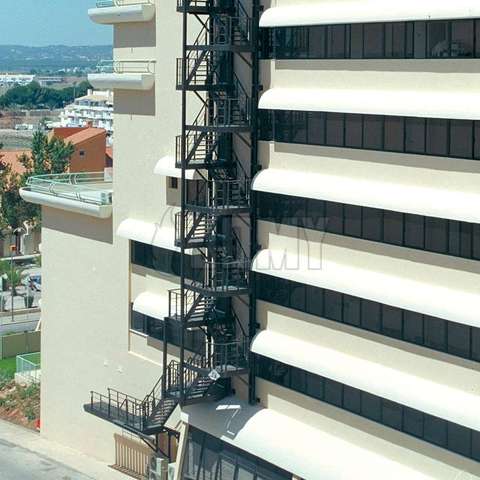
left=24, top=172, right=113, bottom=206
left=96, top=0, right=153, bottom=7
left=96, top=59, right=156, bottom=74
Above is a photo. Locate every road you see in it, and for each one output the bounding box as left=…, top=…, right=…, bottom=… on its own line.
left=0, top=420, right=125, bottom=480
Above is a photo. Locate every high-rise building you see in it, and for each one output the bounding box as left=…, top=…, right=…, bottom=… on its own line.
left=20, top=1, right=480, bottom=479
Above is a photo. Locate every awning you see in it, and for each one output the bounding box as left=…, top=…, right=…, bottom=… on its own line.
left=88, top=73, right=155, bottom=91
left=88, top=4, right=155, bottom=25
left=182, top=398, right=439, bottom=480
left=117, top=218, right=179, bottom=253
left=133, top=292, right=169, bottom=320
left=259, top=87, right=480, bottom=120
left=252, top=330, right=480, bottom=431
left=153, top=156, right=202, bottom=180
left=260, top=1, right=480, bottom=27
left=252, top=245, right=480, bottom=329
left=252, top=167, right=480, bottom=224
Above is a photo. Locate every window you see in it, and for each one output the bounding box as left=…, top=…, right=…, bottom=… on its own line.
left=169, top=177, right=179, bottom=189
left=79, top=150, right=86, bottom=157
left=263, top=19, right=480, bottom=60
left=266, top=109, right=480, bottom=162
left=255, top=272, right=480, bottom=363
left=255, top=356, right=479, bottom=462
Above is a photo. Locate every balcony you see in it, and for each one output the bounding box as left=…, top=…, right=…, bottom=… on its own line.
left=88, top=60, right=155, bottom=91
left=19, top=172, right=113, bottom=218
left=88, top=1, right=155, bottom=25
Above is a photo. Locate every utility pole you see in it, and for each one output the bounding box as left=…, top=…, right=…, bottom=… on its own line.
left=9, top=239, right=16, bottom=324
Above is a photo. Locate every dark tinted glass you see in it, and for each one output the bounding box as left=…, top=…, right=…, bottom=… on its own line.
left=450, top=120, right=473, bottom=158
left=326, top=113, right=344, bottom=146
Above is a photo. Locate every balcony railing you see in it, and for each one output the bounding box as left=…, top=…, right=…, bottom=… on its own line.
left=96, top=0, right=153, bottom=7
left=95, top=59, right=156, bottom=75
left=23, top=172, right=113, bottom=206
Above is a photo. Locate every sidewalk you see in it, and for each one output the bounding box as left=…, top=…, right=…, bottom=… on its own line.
left=0, top=419, right=126, bottom=480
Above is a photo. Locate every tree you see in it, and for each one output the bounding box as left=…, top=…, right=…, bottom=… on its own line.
left=0, top=131, right=75, bottom=230
left=5, top=265, right=26, bottom=296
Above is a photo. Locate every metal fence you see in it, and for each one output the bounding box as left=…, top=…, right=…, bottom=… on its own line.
left=16, top=352, right=41, bottom=384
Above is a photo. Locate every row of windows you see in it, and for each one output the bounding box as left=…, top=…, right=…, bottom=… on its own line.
left=259, top=110, right=480, bottom=161
left=131, top=241, right=202, bottom=281
left=183, top=427, right=291, bottom=480
left=256, top=355, right=480, bottom=461
left=255, top=272, right=480, bottom=362
left=261, top=19, right=480, bottom=59
left=130, top=306, right=204, bottom=352
left=257, top=192, right=480, bottom=261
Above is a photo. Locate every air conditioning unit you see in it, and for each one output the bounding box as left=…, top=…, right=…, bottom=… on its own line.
left=168, top=463, right=176, bottom=480
left=147, top=455, right=168, bottom=480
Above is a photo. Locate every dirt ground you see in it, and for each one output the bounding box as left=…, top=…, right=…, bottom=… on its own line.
left=0, top=377, right=40, bottom=430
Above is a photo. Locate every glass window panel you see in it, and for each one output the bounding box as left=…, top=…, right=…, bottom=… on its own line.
left=308, top=25, right=327, bottom=58
left=324, top=379, right=343, bottom=406
left=325, top=202, right=344, bottom=234
left=202, top=447, right=219, bottom=480
left=384, top=116, right=405, bottom=152
left=350, top=24, right=363, bottom=59
left=404, top=311, right=424, bottom=345
left=343, top=295, right=361, bottom=327
left=447, top=322, right=471, bottom=359
left=473, top=328, right=480, bottom=362
left=450, top=120, right=473, bottom=159
left=451, top=20, right=474, bottom=58
left=324, top=290, right=343, bottom=322
left=307, top=112, right=326, bottom=145
left=476, top=20, right=480, bottom=58
left=473, top=225, right=480, bottom=260
left=405, top=118, right=426, bottom=154
left=427, top=21, right=449, bottom=58
left=404, top=214, right=424, bottom=249
left=343, top=385, right=361, bottom=413
left=414, top=21, right=427, bottom=58
left=425, top=217, right=448, bottom=254
left=382, top=305, right=403, bottom=339
left=361, top=392, right=381, bottom=422
left=345, top=114, right=363, bottom=148
left=131, top=310, right=146, bottom=333
left=475, top=121, right=480, bottom=159
left=405, top=22, right=415, bottom=57
left=269, top=361, right=290, bottom=388
left=383, top=211, right=403, bottom=246
left=361, top=300, right=381, bottom=332
left=327, top=25, right=346, bottom=58
left=290, top=111, right=307, bottom=144
left=290, top=283, right=306, bottom=312
left=290, top=367, right=307, bottom=393
left=473, top=430, right=480, bottom=462
left=392, top=22, right=407, bottom=58
left=424, top=316, right=447, bottom=352
left=131, top=241, right=146, bottom=266
left=236, top=464, right=255, bottom=480
left=306, top=372, right=324, bottom=400
left=448, top=221, right=461, bottom=257
left=218, top=453, right=237, bottom=480
left=306, top=286, right=324, bottom=317
left=268, top=277, right=290, bottom=307
left=460, top=222, right=473, bottom=259
left=404, top=407, right=424, bottom=438
left=362, top=207, right=383, bottom=241
left=273, top=110, right=290, bottom=143
left=306, top=199, right=326, bottom=231
left=426, top=119, right=448, bottom=156
left=326, top=113, right=345, bottom=146
left=284, top=195, right=306, bottom=227
left=424, top=415, right=447, bottom=447
left=363, top=23, right=384, bottom=58
left=382, top=400, right=403, bottom=430
left=363, top=115, right=383, bottom=150
left=344, top=204, right=362, bottom=237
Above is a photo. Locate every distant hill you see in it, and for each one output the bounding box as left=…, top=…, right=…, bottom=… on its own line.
left=0, top=45, right=113, bottom=72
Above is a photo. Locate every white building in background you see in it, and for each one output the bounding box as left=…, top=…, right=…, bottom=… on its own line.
left=59, top=89, right=114, bottom=136
left=0, top=74, right=36, bottom=87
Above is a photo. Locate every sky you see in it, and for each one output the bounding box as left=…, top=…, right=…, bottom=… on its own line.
left=0, top=0, right=112, bottom=46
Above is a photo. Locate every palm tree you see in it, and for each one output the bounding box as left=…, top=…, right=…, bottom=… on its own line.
left=5, top=265, right=27, bottom=296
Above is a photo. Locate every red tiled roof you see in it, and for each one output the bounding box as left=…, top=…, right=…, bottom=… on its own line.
left=64, top=127, right=105, bottom=146
left=0, top=150, right=30, bottom=175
